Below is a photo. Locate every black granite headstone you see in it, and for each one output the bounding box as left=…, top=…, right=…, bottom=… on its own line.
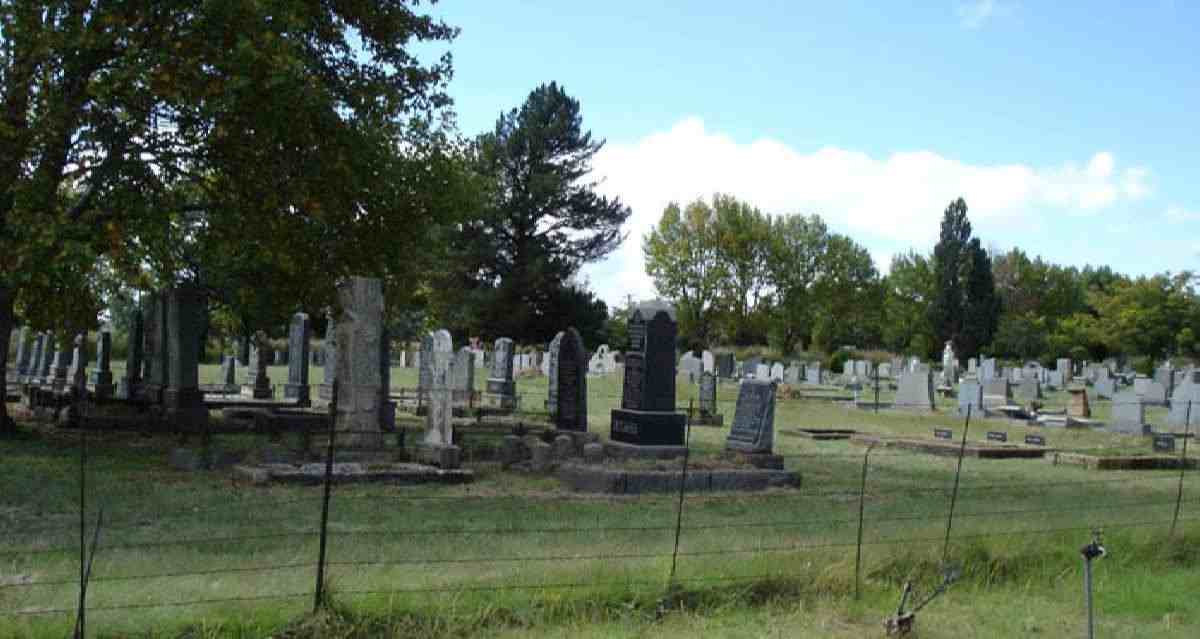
left=934, top=428, right=953, bottom=440
left=725, top=380, right=775, bottom=453
left=716, top=353, right=735, bottom=379
left=1024, top=434, right=1045, bottom=446
left=555, top=328, right=587, bottom=432
left=610, top=303, right=685, bottom=446
left=986, top=431, right=1007, bottom=443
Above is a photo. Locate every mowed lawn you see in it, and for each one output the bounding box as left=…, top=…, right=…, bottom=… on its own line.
left=2, top=365, right=1199, bottom=638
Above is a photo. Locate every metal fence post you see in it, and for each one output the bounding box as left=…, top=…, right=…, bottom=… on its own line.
left=943, top=405, right=971, bottom=563
left=1171, top=401, right=1192, bottom=538
left=855, top=444, right=875, bottom=600
left=668, top=419, right=692, bottom=588
left=75, top=427, right=87, bottom=638
left=314, top=380, right=337, bottom=612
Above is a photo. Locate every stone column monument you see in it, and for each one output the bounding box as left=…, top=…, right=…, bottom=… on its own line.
left=283, top=312, right=311, bottom=405
left=554, top=328, right=587, bottom=432
left=163, top=286, right=209, bottom=431
left=333, top=276, right=386, bottom=449
left=90, top=331, right=114, bottom=399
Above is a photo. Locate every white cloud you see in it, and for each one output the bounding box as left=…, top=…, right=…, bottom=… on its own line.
left=1166, top=205, right=1200, bottom=223
left=582, top=117, right=1152, bottom=305
left=955, top=0, right=1013, bottom=29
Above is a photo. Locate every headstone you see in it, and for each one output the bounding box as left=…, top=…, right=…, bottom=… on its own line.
left=219, top=355, right=236, bottom=387
left=1135, top=375, right=1168, bottom=406
left=1067, top=387, right=1091, bottom=418
left=423, top=329, right=454, bottom=447
left=877, top=362, right=892, bottom=379
left=26, top=333, right=46, bottom=384
left=546, top=331, right=563, bottom=415
left=895, top=370, right=935, bottom=411
left=1168, top=370, right=1200, bottom=428
left=1025, top=434, right=1046, bottom=446
left=163, top=286, right=208, bottom=430
left=283, top=313, right=311, bottom=404
left=1154, top=364, right=1176, bottom=398
left=958, top=379, right=982, bottom=416
left=1093, top=372, right=1116, bottom=400
left=68, top=333, right=88, bottom=392
left=755, top=363, right=770, bottom=381
left=980, top=358, right=997, bottom=382
left=37, top=332, right=55, bottom=385
left=555, top=328, right=588, bottom=432
left=744, top=356, right=762, bottom=378
left=982, top=378, right=1011, bottom=408
left=610, top=302, right=686, bottom=446
left=50, top=337, right=71, bottom=392
left=805, top=362, right=822, bottom=385
left=986, top=431, right=1007, bottom=443
left=784, top=363, right=801, bottom=385
left=13, top=327, right=30, bottom=381
left=678, top=351, right=702, bottom=381
left=698, top=371, right=720, bottom=420
left=483, top=337, right=516, bottom=410
left=317, top=311, right=337, bottom=403
left=1110, top=390, right=1147, bottom=435
left=237, top=337, right=250, bottom=367
left=417, top=331, right=434, bottom=402
left=141, top=293, right=168, bottom=401
left=725, top=380, right=776, bottom=454
left=89, top=331, right=114, bottom=398
left=242, top=334, right=272, bottom=399
left=701, top=350, right=715, bottom=374
left=1015, top=376, right=1042, bottom=401
left=332, top=277, right=386, bottom=449
left=716, top=353, right=735, bottom=378
left=121, top=310, right=144, bottom=397
left=967, top=358, right=978, bottom=375
left=452, top=347, right=475, bottom=397
left=942, top=341, right=957, bottom=379
left=770, top=362, right=784, bottom=382
left=934, top=428, right=953, bottom=440
left=1153, top=434, right=1176, bottom=453
left=273, top=350, right=287, bottom=366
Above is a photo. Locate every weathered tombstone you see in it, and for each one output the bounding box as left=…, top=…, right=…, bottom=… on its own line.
left=1155, top=364, right=1176, bottom=399
left=678, top=351, right=702, bottom=382
left=895, top=370, right=935, bottom=411
left=37, top=332, right=55, bottom=385
left=770, top=362, right=785, bottom=382
left=13, top=327, right=30, bottom=381
left=1093, top=371, right=1116, bottom=400
left=273, top=350, right=287, bottom=366
left=755, top=363, right=770, bottom=381
left=26, top=333, right=46, bottom=384
left=419, top=329, right=458, bottom=467
left=806, top=361, right=822, bottom=385
left=716, top=353, right=735, bottom=379
left=452, top=347, right=475, bottom=405
left=333, top=277, right=386, bottom=449
left=980, top=358, right=997, bottom=382
left=545, top=331, right=563, bottom=415
left=68, top=333, right=88, bottom=393
left=877, top=362, right=891, bottom=379
left=141, top=293, right=168, bottom=402
left=283, top=313, right=311, bottom=405
left=317, top=311, right=337, bottom=403
left=701, top=350, right=715, bottom=374
left=50, top=337, right=71, bottom=392
left=1056, top=358, right=1072, bottom=385
left=967, top=358, right=978, bottom=375
left=417, top=331, right=434, bottom=403
left=958, top=379, right=982, bottom=416
left=219, top=355, right=237, bottom=387
left=1015, top=376, right=1042, bottom=401
left=725, top=380, right=776, bottom=454
left=163, top=286, right=208, bottom=431
left=1110, top=390, right=1147, bottom=435
left=89, top=331, right=114, bottom=399
left=242, top=334, right=272, bottom=399
left=744, top=356, right=762, bottom=378
left=555, top=328, right=587, bottom=432
left=784, top=363, right=801, bottom=385
left=695, top=371, right=724, bottom=426
left=1168, top=370, right=1200, bottom=428
left=1136, top=376, right=1168, bottom=406
left=483, top=337, right=516, bottom=410
left=119, top=310, right=144, bottom=398
left=236, top=337, right=250, bottom=367
left=982, top=378, right=1011, bottom=408
left=610, top=302, right=686, bottom=446
left=1067, top=387, right=1091, bottom=419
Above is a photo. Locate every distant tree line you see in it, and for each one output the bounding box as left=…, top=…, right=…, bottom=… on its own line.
left=646, top=195, right=1200, bottom=368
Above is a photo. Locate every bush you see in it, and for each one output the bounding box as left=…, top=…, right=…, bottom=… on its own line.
left=828, top=350, right=850, bottom=375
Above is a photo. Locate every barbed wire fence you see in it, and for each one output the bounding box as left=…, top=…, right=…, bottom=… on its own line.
left=0, top=383, right=1196, bottom=636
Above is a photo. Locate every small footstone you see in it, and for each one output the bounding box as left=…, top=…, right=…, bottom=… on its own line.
left=530, top=441, right=553, bottom=473
left=553, top=434, right=575, bottom=460
left=583, top=442, right=604, bottom=464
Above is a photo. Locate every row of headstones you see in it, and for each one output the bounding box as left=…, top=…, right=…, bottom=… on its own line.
left=11, top=329, right=114, bottom=396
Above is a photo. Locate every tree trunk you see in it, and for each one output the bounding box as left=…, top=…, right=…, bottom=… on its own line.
left=0, top=283, right=13, bottom=432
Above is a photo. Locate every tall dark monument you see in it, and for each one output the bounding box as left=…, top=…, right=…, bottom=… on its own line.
left=610, top=302, right=686, bottom=446
left=555, top=328, right=588, bottom=432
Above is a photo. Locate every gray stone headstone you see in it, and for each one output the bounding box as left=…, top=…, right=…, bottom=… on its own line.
left=806, top=362, right=822, bottom=385
left=220, top=355, right=236, bottom=386
left=418, top=331, right=434, bottom=400
left=243, top=335, right=272, bottom=399
left=1110, top=390, right=1147, bottom=435
left=701, top=350, right=715, bottom=374
left=38, top=332, right=55, bottom=384
left=13, top=327, right=30, bottom=380
left=68, top=333, right=88, bottom=392
left=141, top=293, right=168, bottom=398
left=484, top=337, right=516, bottom=409
left=958, top=379, right=982, bottom=416
left=770, top=362, right=785, bottom=382
left=555, top=328, right=588, bottom=432
left=980, top=358, right=997, bottom=382
left=318, top=311, right=337, bottom=402
left=895, top=370, right=935, bottom=411
left=699, top=371, right=719, bottom=419
left=1093, top=373, right=1116, bottom=400
left=452, top=347, right=475, bottom=395
left=755, top=363, right=770, bottom=381
left=333, top=277, right=386, bottom=448
left=90, top=331, right=113, bottom=395
left=51, top=338, right=71, bottom=391
left=163, top=287, right=208, bottom=430
left=726, top=380, right=776, bottom=454
left=1168, top=370, right=1200, bottom=429
left=1015, top=376, right=1042, bottom=401
left=1135, top=376, right=1168, bottom=405
left=283, top=312, right=311, bottom=404
left=26, top=333, right=46, bottom=384
left=424, top=329, right=454, bottom=447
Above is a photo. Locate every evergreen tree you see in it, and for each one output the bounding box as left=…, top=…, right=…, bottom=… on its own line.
left=928, top=198, right=995, bottom=358
left=960, top=238, right=1000, bottom=356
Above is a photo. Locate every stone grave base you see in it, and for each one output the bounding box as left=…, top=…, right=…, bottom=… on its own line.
left=234, top=462, right=473, bottom=485
left=603, top=440, right=688, bottom=461
left=850, top=434, right=1050, bottom=459
left=1045, top=452, right=1197, bottom=471
left=689, top=412, right=724, bottom=427
left=1036, top=415, right=1097, bottom=428
left=557, top=464, right=800, bottom=494
left=719, top=449, right=784, bottom=470
left=783, top=428, right=856, bottom=440
left=481, top=392, right=515, bottom=412
left=609, top=408, right=687, bottom=446
left=416, top=443, right=462, bottom=469
left=853, top=401, right=893, bottom=410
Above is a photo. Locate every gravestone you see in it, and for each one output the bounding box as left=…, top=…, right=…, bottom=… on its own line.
left=1056, top=358, right=1072, bottom=386
left=68, top=333, right=88, bottom=393
left=317, top=311, right=337, bottom=404
left=679, top=351, right=702, bottom=382
left=452, top=347, right=475, bottom=394
left=744, top=357, right=762, bottom=378
left=546, top=331, right=563, bottom=415
left=1154, top=364, right=1176, bottom=399
left=242, top=334, right=272, bottom=399
left=273, top=350, right=287, bottom=366
left=894, top=370, right=935, bottom=411
left=219, top=355, right=237, bottom=387
left=283, top=313, right=311, bottom=405
left=89, top=331, right=114, bottom=399
left=26, top=333, right=45, bottom=385
left=121, top=311, right=144, bottom=398
left=942, top=341, right=957, bottom=381
left=980, top=358, right=997, bottom=382
left=694, top=371, right=724, bottom=426
left=716, top=353, right=736, bottom=379
left=725, top=380, right=776, bottom=454
left=770, top=362, right=785, bottom=382
left=417, top=329, right=458, bottom=467
left=13, top=327, right=30, bottom=381
left=1135, top=375, right=1168, bottom=406
left=967, top=358, right=978, bottom=375
left=1067, top=387, right=1091, bottom=418
left=483, top=337, right=516, bottom=411
left=555, top=328, right=588, bottom=432
left=702, top=350, right=715, bottom=373
left=417, top=331, right=434, bottom=403
left=784, top=363, right=801, bottom=385
left=805, top=362, right=822, bottom=385
left=163, top=286, right=208, bottom=431
left=1015, top=376, right=1042, bottom=401
left=237, top=337, right=250, bottom=367
left=50, top=337, right=71, bottom=392
left=877, top=362, right=892, bottom=379
left=958, top=379, right=982, bottom=416
left=37, top=332, right=55, bottom=385
left=333, top=277, right=386, bottom=449
left=1093, top=371, right=1116, bottom=400
left=610, top=302, right=686, bottom=446
left=1168, top=370, right=1200, bottom=428
left=141, top=293, right=168, bottom=402
left=755, top=363, right=770, bottom=381
left=982, top=378, right=1011, bottom=408
left=1110, top=390, right=1147, bottom=435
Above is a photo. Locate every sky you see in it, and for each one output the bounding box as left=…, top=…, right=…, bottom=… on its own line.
left=423, top=0, right=1200, bottom=306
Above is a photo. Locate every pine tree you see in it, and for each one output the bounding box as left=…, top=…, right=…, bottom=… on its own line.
left=928, top=198, right=972, bottom=356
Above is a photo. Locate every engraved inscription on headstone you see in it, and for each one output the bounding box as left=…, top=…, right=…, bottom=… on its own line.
left=725, top=380, right=775, bottom=454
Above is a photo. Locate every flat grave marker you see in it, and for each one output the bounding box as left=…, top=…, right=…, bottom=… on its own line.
left=934, top=428, right=953, bottom=440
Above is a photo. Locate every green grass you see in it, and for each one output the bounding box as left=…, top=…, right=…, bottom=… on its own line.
left=3, top=369, right=1200, bottom=638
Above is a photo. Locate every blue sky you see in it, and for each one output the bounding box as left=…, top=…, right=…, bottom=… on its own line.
left=424, top=1, right=1200, bottom=305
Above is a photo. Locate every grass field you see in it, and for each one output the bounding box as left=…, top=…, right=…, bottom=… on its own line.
left=2, top=366, right=1199, bottom=637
